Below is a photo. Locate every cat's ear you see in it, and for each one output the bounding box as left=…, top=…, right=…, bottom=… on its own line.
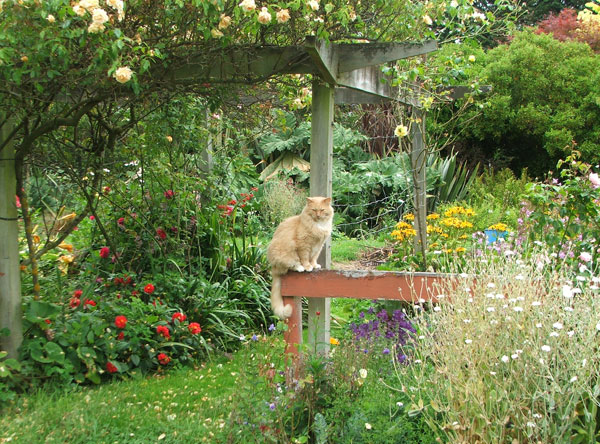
left=323, top=197, right=332, bottom=205
left=306, top=197, right=315, bottom=204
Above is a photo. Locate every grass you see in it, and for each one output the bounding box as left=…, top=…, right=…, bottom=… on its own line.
left=0, top=354, right=257, bottom=444
left=331, top=237, right=384, bottom=263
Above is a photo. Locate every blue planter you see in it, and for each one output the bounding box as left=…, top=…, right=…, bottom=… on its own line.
left=484, top=229, right=508, bottom=244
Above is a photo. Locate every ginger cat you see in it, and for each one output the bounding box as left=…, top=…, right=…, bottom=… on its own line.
left=267, top=196, right=334, bottom=319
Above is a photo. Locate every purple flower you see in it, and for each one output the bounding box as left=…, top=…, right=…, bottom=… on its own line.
left=269, top=403, right=276, bottom=411
left=251, top=334, right=258, bottom=341
left=383, top=348, right=390, bottom=355
left=268, top=323, right=276, bottom=332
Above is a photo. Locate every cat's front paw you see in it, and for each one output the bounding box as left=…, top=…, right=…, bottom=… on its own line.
left=305, top=265, right=314, bottom=272
left=313, top=263, right=322, bottom=270
left=293, top=264, right=305, bottom=272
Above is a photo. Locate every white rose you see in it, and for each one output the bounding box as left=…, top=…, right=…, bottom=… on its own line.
left=47, top=14, right=56, bottom=23
left=422, top=15, right=433, bottom=25
left=211, top=28, right=224, bottom=38
left=218, top=14, right=232, bottom=29
left=257, top=7, right=271, bottom=24
left=92, top=8, right=109, bottom=24
left=307, top=0, right=319, bottom=11
left=394, top=125, right=409, bottom=138
left=238, top=0, right=255, bottom=12
left=87, top=21, right=105, bottom=33
left=113, top=66, right=133, bottom=83
left=276, top=8, right=290, bottom=23
left=79, top=0, right=99, bottom=12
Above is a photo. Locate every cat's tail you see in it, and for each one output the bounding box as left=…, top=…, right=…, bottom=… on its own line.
left=270, top=271, right=293, bottom=319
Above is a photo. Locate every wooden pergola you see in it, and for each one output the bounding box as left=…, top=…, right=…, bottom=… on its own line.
left=0, top=37, right=438, bottom=358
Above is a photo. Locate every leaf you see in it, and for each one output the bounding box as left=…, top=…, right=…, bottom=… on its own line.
left=259, top=152, right=310, bottom=181
left=130, top=354, right=140, bottom=366
left=159, top=342, right=195, bottom=350
left=86, top=371, right=101, bottom=384
left=45, top=342, right=65, bottom=363
left=25, top=301, right=60, bottom=323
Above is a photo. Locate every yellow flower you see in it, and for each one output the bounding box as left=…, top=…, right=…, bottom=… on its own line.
left=47, top=14, right=56, bottom=23
left=422, top=15, right=433, bottom=25
left=468, top=55, right=476, bottom=62
left=403, top=213, right=415, bottom=221
left=211, top=28, right=224, bottom=38
left=488, top=223, right=508, bottom=232
left=426, top=213, right=440, bottom=220
left=455, top=247, right=466, bottom=253
left=330, top=337, right=339, bottom=345
left=394, top=125, right=409, bottom=138
left=396, top=221, right=413, bottom=230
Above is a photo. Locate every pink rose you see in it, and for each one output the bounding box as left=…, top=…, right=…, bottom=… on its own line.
left=589, top=173, right=600, bottom=189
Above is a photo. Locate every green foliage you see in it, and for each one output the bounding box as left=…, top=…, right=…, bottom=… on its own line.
left=524, top=152, right=600, bottom=269
left=460, top=31, right=600, bottom=174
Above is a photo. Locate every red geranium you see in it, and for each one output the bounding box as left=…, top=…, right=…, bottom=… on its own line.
left=69, top=298, right=81, bottom=308
left=157, top=353, right=170, bottom=365
left=99, top=246, right=110, bottom=259
left=172, top=312, right=187, bottom=323
left=156, top=325, right=170, bottom=339
left=144, top=283, right=155, bottom=294
left=44, top=319, right=51, bottom=325
left=188, top=322, right=202, bottom=335
left=164, top=190, right=175, bottom=199
left=117, top=331, right=125, bottom=340
left=83, top=299, right=96, bottom=308
left=115, top=315, right=127, bottom=329
left=156, top=228, right=167, bottom=240
left=106, top=361, right=118, bottom=373
left=73, top=289, right=83, bottom=298
left=117, top=217, right=125, bottom=226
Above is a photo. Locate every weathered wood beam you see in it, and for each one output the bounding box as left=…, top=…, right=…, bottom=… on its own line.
left=337, top=65, right=418, bottom=106
left=336, top=40, right=437, bottom=73
left=0, top=116, right=23, bottom=359
left=334, top=87, right=391, bottom=104
left=304, top=38, right=338, bottom=85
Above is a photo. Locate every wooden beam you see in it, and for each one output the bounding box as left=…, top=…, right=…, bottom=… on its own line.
left=336, top=40, right=437, bottom=73
left=304, top=38, right=338, bottom=85
left=410, top=106, right=427, bottom=258
left=0, top=116, right=23, bottom=359
left=337, top=65, right=418, bottom=106
left=308, top=82, right=334, bottom=354
left=334, top=87, right=391, bottom=104
left=281, top=270, right=445, bottom=302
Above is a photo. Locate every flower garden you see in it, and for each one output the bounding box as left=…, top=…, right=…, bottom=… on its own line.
left=2, top=0, right=600, bottom=443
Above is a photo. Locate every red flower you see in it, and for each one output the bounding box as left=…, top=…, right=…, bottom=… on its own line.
left=316, top=311, right=321, bottom=316
left=106, top=361, right=118, bottom=373
left=73, top=289, right=83, bottom=298
left=228, top=199, right=237, bottom=205
left=115, top=315, right=127, bottom=329
left=157, top=353, right=170, bottom=365
left=156, top=228, right=167, bottom=240
left=89, top=215, right=95, bottom=221
left=44, top=319, right=51, bottom=325
left=188, top=322, right=202, bottom=335
left=103, top=186, right=111, bottom=194
left=172, top=312, right=187, bottom=323
left=69, top=298, right=81, bottom=308
left=251, top=187, right=258, bottom=191
left=156, top=325, right=170, bottom=339
left=144, top=283, right=155, bottom=295
left=131, top=290, right=139, bottom=297
left=114, top=277, right=124, bottom=285
left=99, top=246, right=110, bottom=259
left=164, top=190, right=175, bottom=199
left=83, top=299, right=96, bottom=308
left=117, top=217, right=125, bottom=226
left=117, top=331, right=125, bottom=340
left=16, top=195, right=21, bottom=208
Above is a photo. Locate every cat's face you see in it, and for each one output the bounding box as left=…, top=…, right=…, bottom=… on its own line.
left=306, top=197, right=333, bottom=221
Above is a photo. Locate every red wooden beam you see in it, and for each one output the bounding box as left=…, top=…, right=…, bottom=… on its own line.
left=281, top=269, right=447, bottom=302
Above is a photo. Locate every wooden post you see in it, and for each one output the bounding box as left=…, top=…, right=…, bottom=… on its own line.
left=0, top=116, right=23, bottom=359
left=410, top=107, right=427, bottom=262
left=308, top=81, right=334, bottom=355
